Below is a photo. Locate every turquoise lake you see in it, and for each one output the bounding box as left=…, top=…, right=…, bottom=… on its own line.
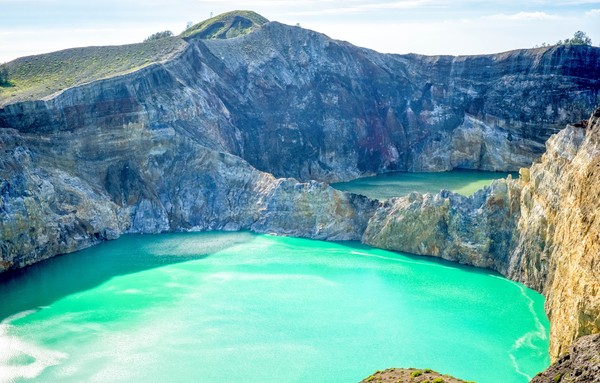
left=0, top=232, right=549, bottom=383
left=332, top=170, right=518, bottom=199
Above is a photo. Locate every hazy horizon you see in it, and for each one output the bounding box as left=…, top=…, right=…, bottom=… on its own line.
left=1, top=0, right=599, bottom=63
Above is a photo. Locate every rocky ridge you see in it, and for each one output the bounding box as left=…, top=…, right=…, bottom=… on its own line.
left=0, top=11, right=599, bottom=378
left=530, top=333, right=600, bottom=383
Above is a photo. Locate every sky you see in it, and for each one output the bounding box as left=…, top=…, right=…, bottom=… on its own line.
left=1, top=0, right=599, bottom=63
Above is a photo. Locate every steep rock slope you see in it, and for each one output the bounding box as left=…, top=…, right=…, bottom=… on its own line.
left=530, top=333, right=600, bottom=383
left=363, top=107, right=600, bottom=361
left=2, top=19, right=600, bottom=182
left=509, top=107, right=600, bottom=358
left=182, top=25, right=600, bottom=181
left=0, top=105, right=376, bottom=271
left=363, top=180, right=521, bottom=272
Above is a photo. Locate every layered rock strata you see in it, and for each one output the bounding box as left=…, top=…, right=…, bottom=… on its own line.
left=0, top=120, right=376, bottom=271
left=2, top=21, right=599, bottom=183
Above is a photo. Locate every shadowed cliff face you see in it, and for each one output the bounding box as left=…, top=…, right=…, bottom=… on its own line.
left=183, top=24, right=600, bottom=181
left=2, top=22, right=599, bottom=182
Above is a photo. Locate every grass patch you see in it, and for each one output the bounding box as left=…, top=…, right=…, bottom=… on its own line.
left=411, top=370, right=423, bottom=378
left=181, top=10, right=268, bottom=39
left=0, top=37, right=186, bottom=106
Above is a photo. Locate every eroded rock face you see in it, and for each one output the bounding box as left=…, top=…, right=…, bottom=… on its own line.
left=509, top=107, right=600, bottom=359
left=530, top=333, right=600, bottom=383
left=363, top=180, right=521, bottom=272
left=0, top=114, right=376, bottom=272
left=3, top=23, right=599, bottom=182
left=190, top=27, right=600, bottom=181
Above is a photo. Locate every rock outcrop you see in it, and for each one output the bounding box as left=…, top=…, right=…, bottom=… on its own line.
left=363, top=179, right=521, bottom=272
left=530, top=333, right=600, bottom=383
left=509, top=107, right=600, bottom=359
left=361, top=368, right=471, bottom=383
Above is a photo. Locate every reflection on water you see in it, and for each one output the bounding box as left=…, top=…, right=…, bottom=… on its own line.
left=0, top=232, right=548, bottom=383
left=332, top=170, right=518, bottom=200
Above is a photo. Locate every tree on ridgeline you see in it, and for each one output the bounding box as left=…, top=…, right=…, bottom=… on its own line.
left=0, top=65, right=9, bottom=86
left=143, top=30, right=174, bottom=42
left=557, top=30, right=592, bottom=46
left=535, top=30, right=593, bottom=48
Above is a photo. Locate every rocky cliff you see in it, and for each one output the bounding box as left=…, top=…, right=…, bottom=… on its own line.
left=510, top=107, right=600, bottom=359
left=0, top=116, right=375, bottom=270
left=363, top=107, right=600, bottom=362
left=2, top=18, right=599, bottom=182
left=3, top=15, right=598, bottom=274
left=0, top=10, right=599, bottom=373
left=530, top=333, right=600, bottom=383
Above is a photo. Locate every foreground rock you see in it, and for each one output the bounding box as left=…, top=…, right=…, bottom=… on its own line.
left=360, top=368, right=472, bottom=383
left=530, top=333, right=600, bottom=383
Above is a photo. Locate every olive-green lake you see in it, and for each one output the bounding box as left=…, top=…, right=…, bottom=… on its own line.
left=332, top=170, right=517, bottom=199
left=0, top=232, right=549, bottom=383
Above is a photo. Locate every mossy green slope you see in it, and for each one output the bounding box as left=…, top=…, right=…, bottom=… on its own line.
left=180, top=10, right=268, bottom=40
left=0, top=37, right=185, bottom=105
left=0, top=10, right=268, bottom=106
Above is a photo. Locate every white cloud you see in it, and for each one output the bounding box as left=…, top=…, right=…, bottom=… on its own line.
left=585, top=8, right=600, bottom=16
left=488, top=11, right=562, bottom=21
left=290, top=0, right=441, bottom=16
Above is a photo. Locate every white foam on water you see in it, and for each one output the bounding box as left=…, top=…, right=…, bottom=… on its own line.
left=509, top=353, right=533, bottom=381
left=119, top=289, right=143, bottom=295
left=350, top=250, right=456, bottom=270
left=507, top=281, right=549, bottom=381
left=0, top=311, right=67, bottom=383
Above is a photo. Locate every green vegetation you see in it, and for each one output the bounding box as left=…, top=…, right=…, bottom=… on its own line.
left=411, top=370, right=423, bottom=378
left=144, top=30, right=174, bottom=42
left=423, top=368, right=433, bottom=373
left=0, top=64, right=10, bottom=86
left=0, top=10, right=273, bottom=105
left=432, top=378, right=445, bottom=383
left=558, top=30, right=592, bottom=46
left=0, top=37, right=186, bottom=105
left=180, top=10, right=268, bottom=39
left=536, top=30, right=593, bottom=48
left=553, top=373, right=563, bottom=382
left=144, top=31, right=173, bottom=43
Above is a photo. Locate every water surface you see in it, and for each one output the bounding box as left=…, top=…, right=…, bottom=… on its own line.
left=0, top=232, right=549, bottom=383
left=332, top=170, right=517, bottom=199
